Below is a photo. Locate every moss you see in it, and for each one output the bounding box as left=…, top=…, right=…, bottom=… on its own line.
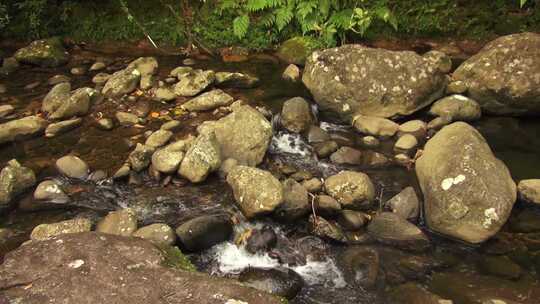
left=276, top=36, right=323, bottom=65
left=156, top=244, right=197, bottom=272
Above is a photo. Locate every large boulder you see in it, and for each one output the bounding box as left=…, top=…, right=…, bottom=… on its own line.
left=178, top=132, right=221, bottom=183
left=174, top=69, right=215, bottom=97
left=0, top=232, right=283, bottom=304
left=0, top=116, right=47, bottom=145
left=429, top=94, right=481, bottom=122
left=280, top=97, right=313, bottom=133
left=14, top=38, right=68, bottom=67
left=49, top=87, right=97, bottom=120
left=198, top=105, right=272, bottom=166
left=452, top=32, right=540, bottom=115
left=227, top=166, right=283, bottom=219
left=0, top=159, right=36, bottom=209
left=416, top=122, right=516, bottom=243
left=302, top=45, right=448, bottom=122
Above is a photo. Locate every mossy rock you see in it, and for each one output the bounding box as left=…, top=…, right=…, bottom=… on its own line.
left=157, top=244, right=197, bottom=272
left=14, top=37, right=68, bottom=68
left=276, top=36, right=321, bottom=65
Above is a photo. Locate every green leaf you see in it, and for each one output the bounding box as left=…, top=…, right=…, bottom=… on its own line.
left=275, top=7, right=294, bottom=31
left=233, top=14, right=250, bottom=39
left=520, top=0, right=528, bottom=7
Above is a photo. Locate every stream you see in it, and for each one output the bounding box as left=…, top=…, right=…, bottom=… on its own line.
left=1, top=45, right=540, bottom=304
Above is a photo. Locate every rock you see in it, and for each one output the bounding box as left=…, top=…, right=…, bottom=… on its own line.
left=175, top=215, right=232, bottom=251
left=133, top=223, right=176, bottom=246
left=55, top=155, right=89, bottom=179
left=446, top=80, right=467, bottom=94
left=151, top=142, right=188, bottom=174
left=388, top=283, right=452, bottom=304
left=337, top=210, right=369, bottom=231
left=89, top=61, right=106, bottom=71
left=339, top=246, right=380, bottom=289
left=423, top=50, right=453, bottom=73
left=303, top=45, right=448, bottom=122
left=427, top=116, right=452, bottom=130
left=198, top=105, right=272, bottom=166
left=277, top=36, right=319, bottom=65
left=302, top=178, right=323, bottom=193
left=0, top=116, right=47, bottom=144
left=313, top=140, right=339, bottom=158
left=227, top=166, right=283, bottom=219
left=307, top=126, right=330, bottom=143
left=478, top=255, right=522, bottom=280
left=281, top=97, right=313, bottom=133
left=274, top=179, right=310, bottom=221
left=245, top=226, right=277, bottom=253
left=154, top=87, right=176, bottom=101
left=518, top=179, right=540, bottom=205
left=218, top=158, right=238, bottom=178
left=282, top=64, right=301, bottom=82
left=324, top=171, right=375, bottom=209
left=398, top=120, right=427, bottom=140
left=0, top=232, right=282, bottom=304
left=0, top=83, right=5, bottom=94
left=127, top=57, right=158, bottom=78
left=132, top=100, right=151, bottom=117
left=416, top=122, right=517, bottom=244
left=367, top=212, right=430, bottom=252
left=352, top=115, right=399, bottom=137
left=96, top=208, right=137, bottom=236
left=116, top=111, right=140, bottom=126
left=96, top=118, right=114, bottom=130
left=330, top=147, right=363, bottom=165
left=394, top=134, right=418, bottom=154
left=315, top=195, right=342, bottom=217
left=453, top=32, right=540, bottom=115
left=0, top=104, right=15, bottom=118
left=161, top=120, right=181, bottom=131
left=102, top=68, right=141, bottom=98
left=42, top=82, right=71, bottom=114
left=170, top=66, right=193, bottom=78
left=14, top=38, right=68, bottom=67
left=182, top=89, right=234, bottom=112
left=290, top=170, right=313, bottom=182
left=362, top=151, right=391, bottom=168
left=386, top=187, right=420, bottom=222
left=178, top=132, right=221, bottom=183
left=45, top=118, right=82, bottom=137
left=128, top=143, right=154, bottom=172
left=183, top=58, right=196, bottom=65
left=145, top=129, right=173, bottom=149
left=0, top=159, right=36, bottom=209
left=429, top=95, right=481, bottom=122
left=359, top=136, right=380, bottom=148
left=47, top=74, right=70, bottom=86
left=0, top=57, right=19, bottom=75
left=309, top=215, right=346, bottom=242
left=30, top=218, right=92, bottom=241
left=70, top=66, right=86, bottom=76
left=33, top=180, right=69, bottom=203
left=174, top=69, right=215, bottom=97
left=92, top=72, right=111, bottom=85
left=239, top=267, right=303, bottom=299
left=140, top=74, right=156, bottom=90
left=49, top=87, right=97, bottom=120
left=215, top=72, right=259, bottom=89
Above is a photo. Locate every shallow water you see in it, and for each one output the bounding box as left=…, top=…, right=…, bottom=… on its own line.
left=1, top=46, right=540, bottom=303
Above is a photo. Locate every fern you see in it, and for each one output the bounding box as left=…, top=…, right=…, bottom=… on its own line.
left=233, top=14, right=250, bottom=39
left=275, top=7, right=293, bottom=31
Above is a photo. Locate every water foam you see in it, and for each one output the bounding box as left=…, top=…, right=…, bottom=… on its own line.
left=269, top=131, right=313, bottom=157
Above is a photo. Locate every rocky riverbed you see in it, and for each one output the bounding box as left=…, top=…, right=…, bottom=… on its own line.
left=1, top=33, right=540, bottom=304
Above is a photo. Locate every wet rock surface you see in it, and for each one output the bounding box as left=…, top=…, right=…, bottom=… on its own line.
left=0, top=232, right=283, bottom=304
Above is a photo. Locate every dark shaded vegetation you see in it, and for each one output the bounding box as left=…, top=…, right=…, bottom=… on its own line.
left=0, top=0, right=538, bottom=50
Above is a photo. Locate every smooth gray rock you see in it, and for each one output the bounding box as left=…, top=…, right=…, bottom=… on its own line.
left=175, top=215, right=232, bottom=251
left=55, top=155, right=89, bottom=179
left=45, top=118, right=82, bottom=137
left=0, top=116, right=48, bottom=145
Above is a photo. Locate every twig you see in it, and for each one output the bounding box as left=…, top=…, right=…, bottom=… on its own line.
left=378, top=186, right=384, bottom=213
left=308, top=192, right=318, bottom=224
left=119, top=0, right=159, bottom=49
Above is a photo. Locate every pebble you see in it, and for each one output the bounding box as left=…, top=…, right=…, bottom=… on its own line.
left=89, top=61, right=106, bottom=71
left=24, top=81, right=41, bottom=90
left=48, top=74, right=71, bottom=86
left=96, top=118, right=114, bottom=130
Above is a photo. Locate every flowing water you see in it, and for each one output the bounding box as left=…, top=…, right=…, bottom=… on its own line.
left=1, top=45, right=540, bottom=303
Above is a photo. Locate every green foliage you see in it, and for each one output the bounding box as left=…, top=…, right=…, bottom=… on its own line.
left=157, top=245, right=197, bottom=272
left=219, top=0, right=399, bottom=46
left=0, top=2, right=8, bottom=29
